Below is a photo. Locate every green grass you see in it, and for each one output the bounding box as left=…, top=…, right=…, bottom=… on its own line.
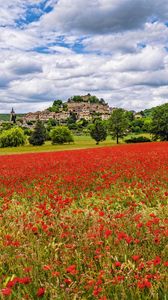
left=0, top=114, right=10, bottom=121
left=0, top=114, right=25, bottom=121
left=0, top=133, right=152, bottom=155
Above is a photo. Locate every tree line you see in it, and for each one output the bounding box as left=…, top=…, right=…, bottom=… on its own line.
left=0, top=103, right=168, bottom=148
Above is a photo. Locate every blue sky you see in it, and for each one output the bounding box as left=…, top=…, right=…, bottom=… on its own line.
left=0, top=0, right=168, bottom=113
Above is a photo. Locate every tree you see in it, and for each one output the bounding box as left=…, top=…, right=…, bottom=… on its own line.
left=50, top=126, right=74, bottom=144
left=29, top=120, right=46, bottom=146
left=150, top=103, right=168, bottom=141
left=67, top=112, right=77, bottom=124
left=89, top=119, right=107, bottom=144
left=108, top=108, right=129, bottom=144
left=71, top=95, right=83, bottom=102
left=89, top=95, right=100, bottom=104
left=0, top=127, right=26, bottom=148
left=131, top=119, right=144, bottom=133
left=125, top=111, right=134, bottom=122
left=48, top=100, right=63, bottom=112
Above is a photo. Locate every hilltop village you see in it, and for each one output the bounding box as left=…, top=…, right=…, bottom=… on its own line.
left=23, top=94, right=113, bottom=124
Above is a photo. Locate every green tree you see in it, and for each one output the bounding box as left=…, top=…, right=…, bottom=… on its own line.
left=150, top=103, right=168, bottom=141
left=89, top=119, right=107, bottom=144
left=0, top=127, right=26, bottom=148
left=131, top=119, right=144, bottom=133
left=53, top=100, right=62, bottom=107
left=125, top=111, right=134, bottom=122
left=142, top=118, right=152, bottom=132
left=89, top=95, right=100, bottom=104
left=108, top=108, right=129, bottom=144
left=29, top=120, right=46, bottom=146
left=50, top=126, right=74, bottom=144
left=48, top=100, right=63, bottom=112
left=67, top=112, right=77, bottom=128
left=71, top=95, right=83, bottom=102
left=1, top=122, right=13, bottom=131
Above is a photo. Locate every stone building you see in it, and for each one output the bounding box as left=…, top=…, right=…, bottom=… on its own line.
left=23, top=95, right=112, bottom=123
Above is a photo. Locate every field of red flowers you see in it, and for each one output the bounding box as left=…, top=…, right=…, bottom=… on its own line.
left=0, top=142, right=168, bottom=299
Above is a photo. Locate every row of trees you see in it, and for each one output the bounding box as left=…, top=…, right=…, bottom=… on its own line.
left=0, top=121, right=74, bottom=148
left=29, top=121, right=74, bottom=146
left=0, top=103, right=168, bottom=147
left=90, top=103, right=168, bottom=144
left=27, top=109, right=129, bottom=146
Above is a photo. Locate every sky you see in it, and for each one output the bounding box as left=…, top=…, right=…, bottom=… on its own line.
left=1, top=0, right=168, bottom=113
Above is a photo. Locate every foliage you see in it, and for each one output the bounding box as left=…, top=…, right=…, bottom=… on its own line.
left=53, top=100, right=62, bottom=107
left=131, top=119, right=144, bottom=133
left=50, top=126, right=74, bottom=144
left=125, top=111, right=134, bottom=122
left=150, top=103, right=168, bottom=141
left=0, top=143, right=167, bottom=299
left=71, top=94, right=105, bottom=105
left=142, top=118, right=152, bottom=132
left=22, top=127, right=32, bottom=136
left=143, top=107, right=156, bottom=118
left=67, top=112, right=77, bottom=125
left=46, top=118, right=58, bottom=131
left=29, top=120, right=46, bottom=146
left=63, top=103, right=68, bottom=111
left=70, top=95, right=83, bottom=102
left=76, top=118, right=89, bottom=129
left=0, top=122, right=13, bottom=132
left=48, top=100, right=63, bottom=112
left=27, top=120, right=35, bottom=126
left=89, top=95, right=100, bottom=104
left=125, top=136, right=151, bottom=143
left=108, top=108, right=129, bottom=144
left=0, top=127, right=26, bottom=147
left=89, top=119, right=107, bottom=144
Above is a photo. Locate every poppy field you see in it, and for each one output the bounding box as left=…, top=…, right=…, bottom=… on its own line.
left=0, top=143, right=168, bottom=299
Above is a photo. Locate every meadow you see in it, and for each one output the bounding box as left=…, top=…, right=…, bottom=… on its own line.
left=0, top=134, right=150, bottom=155
left=0, top=142, right=167, bottom=299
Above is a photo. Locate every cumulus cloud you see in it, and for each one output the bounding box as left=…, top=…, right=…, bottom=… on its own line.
left=83, top=22, right=168, bottom=54
left=0, top=0, right=168, bottom=113
left=39, top=0, right=168, bottom=34
left=0, top=0, right=43, bottom=26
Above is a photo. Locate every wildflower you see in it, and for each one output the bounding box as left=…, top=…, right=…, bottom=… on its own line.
left=114, top=261, right=121, bottom=267
left=137, top=279, right=152, bottom=289
left=153, top=256, right=161, bottom=266
left=104, top=229, right=112, bottom=238
left=132, top=255, right=140, bottom=262
left=37, top=287, right=45, bottom=297
left=42, top=265, right=52, bottom=271
left=1, top=288, right=12, bottom=296
left=66, top=264, right=78, bottom=275
left=52, top=271, right=60, bottom=277
left=18, top=277, right=31, bottom=284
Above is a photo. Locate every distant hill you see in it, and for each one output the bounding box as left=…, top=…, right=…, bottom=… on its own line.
left=0, top=114, right=25, bottom=121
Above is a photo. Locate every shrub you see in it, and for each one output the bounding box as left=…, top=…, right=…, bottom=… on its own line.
left=125, top=136, right=151, bottom=143
left=50, top=126, right=74, bottom=144
left=23, top=127, right=32, bottom=136
left=0, top=127, right=26, bottom=148
left=29, top=120, right=46, bottom=146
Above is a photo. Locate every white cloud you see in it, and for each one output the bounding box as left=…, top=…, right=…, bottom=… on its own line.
left=0, top=0, right=168, bottom=113
left=38, top=0, right=168, bottom=34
